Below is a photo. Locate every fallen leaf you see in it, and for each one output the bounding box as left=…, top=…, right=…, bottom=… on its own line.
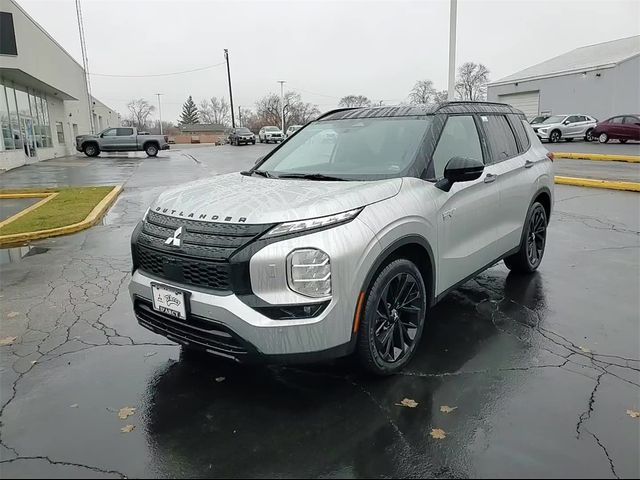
left=579, top=346, right=592, bottom=354
left=396, top=398, right=419, bottom=408
left=440, top=405, right=458, bottom=414
left=7, top=312, right=19, bottom=318
left=144, top=352, right=157, bottom=358
left=70, top=404, right=79, bottom=408
left=120, top=425, right=135, bottom=433
left=118, top=407, right=136, bottom=420
left=215, top=377, right=226, bottom=383
left=430, top=428, right=447, bottom=440
left=627, top=409, right=640, bottom=419
left=0, top=337, right=17, bottom=346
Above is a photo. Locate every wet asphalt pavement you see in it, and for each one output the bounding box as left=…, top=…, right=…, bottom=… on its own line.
left=0, top=146, right=639, bottom=478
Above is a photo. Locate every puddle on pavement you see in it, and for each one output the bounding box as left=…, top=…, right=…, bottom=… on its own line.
left=0, top=246, right=49, bottom=265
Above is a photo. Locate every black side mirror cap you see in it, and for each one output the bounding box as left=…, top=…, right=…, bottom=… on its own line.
left=436, top=156, right=484, bottom=192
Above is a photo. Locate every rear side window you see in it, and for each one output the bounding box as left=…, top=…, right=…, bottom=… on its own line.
left=508, top=114, right=531, bottom=153
left=624, top=116, right=639, bottom=124
left=482, top=115, right=519, bottom=164
left=117, top=128, right=134, bottom=136
left=432, top=115, right=483, bottom=179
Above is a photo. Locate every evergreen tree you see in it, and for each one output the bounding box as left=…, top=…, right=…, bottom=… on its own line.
left=179, top=96, right=200, bottom=125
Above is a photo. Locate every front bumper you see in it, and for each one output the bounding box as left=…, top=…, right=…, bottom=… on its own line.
left=266, top=136, right=283, bottom=141
left=535, top=129, right=551, bottom=140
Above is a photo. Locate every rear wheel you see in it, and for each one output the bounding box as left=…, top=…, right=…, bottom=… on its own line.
left=504, top=202, right=548, bottom=274
left=357, top=258, right=427, bottom=375
left=585, top=128, right=594, bottom=142
left=599, top=133, right=609, bottom=143
left=549, top=130, right=561, bottom=143
left=145, top=143, right=159, bottom=157
left=83, top=143, right=99, bottom=157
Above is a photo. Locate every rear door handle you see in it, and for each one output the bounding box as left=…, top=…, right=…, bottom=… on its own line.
left=484, top=173, right=497, bottom=183
left=525, top=160, right=535, bottom=168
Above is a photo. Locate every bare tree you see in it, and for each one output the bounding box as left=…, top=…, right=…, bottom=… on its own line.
left=409, top=80, right=436, bottom=105
left=338, top=95, right=372, bottom=108
left=455, top=62, right=490, bottom=101
left=254, top=91, right=320, bottom=131
left=199, top=96, right=231, bottom=125
left=433, top=90, right=449, bottom=106
left=126, top=98, right=155, bottom=130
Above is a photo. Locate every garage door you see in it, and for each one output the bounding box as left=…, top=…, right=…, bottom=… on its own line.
left=497, top=91, right=540, bottom=120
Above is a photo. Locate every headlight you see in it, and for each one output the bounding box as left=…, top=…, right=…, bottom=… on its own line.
left=287, top=249, right=331, bottom=297
left=263, top=208, right=362, bottom=238
left=539, top=128, right=548, bottom=133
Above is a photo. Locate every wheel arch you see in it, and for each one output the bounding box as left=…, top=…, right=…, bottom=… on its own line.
left=533, top=187, right=552, bottom=220
left=143, top=140, right=160, bottom=151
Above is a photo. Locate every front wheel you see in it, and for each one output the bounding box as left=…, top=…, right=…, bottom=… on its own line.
left=549, top=130, right=561, bottom=143
left=357, top=258, right=427, bottom=375
left=145, top=144, right=159, bottom=157
left=504, top=202, right=548, bottom=274
left=83, top=143, right=99, bottom=157
left=599, top=133, right=609, bottom=143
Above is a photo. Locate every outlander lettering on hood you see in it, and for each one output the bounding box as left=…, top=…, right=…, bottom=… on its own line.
left=154, top=206, right=247, bottom=223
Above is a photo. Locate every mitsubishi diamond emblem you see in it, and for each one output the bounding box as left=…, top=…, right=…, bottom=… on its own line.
left=165, top=227, right=183, bottom=247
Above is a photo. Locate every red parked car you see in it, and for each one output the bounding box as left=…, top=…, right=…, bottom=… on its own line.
left=592, top=115, right=640, bottom=143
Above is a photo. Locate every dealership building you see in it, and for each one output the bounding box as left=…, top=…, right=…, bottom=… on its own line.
left=487, top=35, right=640, bottom=121
left=0, top=0, right=119, bottom=171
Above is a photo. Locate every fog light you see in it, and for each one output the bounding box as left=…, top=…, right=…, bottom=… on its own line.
left=287, top=249, right=331, bottom=298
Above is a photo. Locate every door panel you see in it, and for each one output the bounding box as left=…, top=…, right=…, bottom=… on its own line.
left=99, top=128, right=118, bottom=151
left=116, top=128, right=136, bottom=150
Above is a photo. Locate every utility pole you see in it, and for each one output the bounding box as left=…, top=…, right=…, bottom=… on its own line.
left=447, top=0, right=458, bottom=101
left=278, top=80, right=286, bottom=132
left=75, top=0, right=94, bottom=133
left=224, top=49, right=236, bottom=128
left=238, top=106, right=242, bottom=127
left=155, top=93, right=163, bottom=134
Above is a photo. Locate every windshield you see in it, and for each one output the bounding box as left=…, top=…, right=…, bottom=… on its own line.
left=237, top=128, right=252, bottom=134
left=542, top=115, right=566, bottom=124
left=265, top=126, right=280, bottom=131
left=256, top=117, right=432, bottom=181
left=531, top=116, right=547, bottom=124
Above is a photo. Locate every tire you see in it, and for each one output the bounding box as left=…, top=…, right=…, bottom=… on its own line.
left=599, top=133, right=609, bottom=144
left=620, top=139, right=628, bottom=144
left=252, top=140, right=256, bottom=145
left=565, top=138, right=574, bottom=142
left=504, top=202, right=548, bottom=274
left=145, top=143, right=159, bottom=157
left=549, top=130, right=561, bottom=143
left=83, top=143, right=99, bottom=157
left=585, top=128, right=594, bottom=142
left=356, top=258, right=428, bottom=375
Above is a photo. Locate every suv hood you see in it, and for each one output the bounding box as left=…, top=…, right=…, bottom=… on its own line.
left=150, top=172, right=402, bottom=224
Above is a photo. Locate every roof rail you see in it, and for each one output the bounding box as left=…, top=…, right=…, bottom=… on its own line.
left=316, top=107, right=359, bottom=120
left=434, top=100, right=510, bottom=112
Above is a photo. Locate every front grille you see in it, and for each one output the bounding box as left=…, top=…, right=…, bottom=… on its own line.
left=134, top=300, right=252, bottom=360
left=134, top=212, right=273, bottom=292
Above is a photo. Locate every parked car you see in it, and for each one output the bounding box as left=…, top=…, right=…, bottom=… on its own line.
left=591, top=115, right=640, bottom=143
left=76, top=127, right=169, bottom=157
left=285, top=125, right=303, bottom=138
left=530, top=115, right=550, bottom=125
left=259, top=126, right=284, bottom=143
left=129, top=102, right=553, bottom=375
left=532, top=114, right=597, bottom=143
left=228, top=127, right=256, bottom=146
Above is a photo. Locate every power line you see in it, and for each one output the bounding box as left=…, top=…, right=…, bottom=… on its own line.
left=90, top=61, right=226, bottom=78
left=288, top=85, right=342, bottom=100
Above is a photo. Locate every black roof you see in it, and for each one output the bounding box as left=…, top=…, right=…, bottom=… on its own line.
left=318, top=101, right=525, bottom=121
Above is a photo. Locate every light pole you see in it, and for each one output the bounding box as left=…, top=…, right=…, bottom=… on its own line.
left=225, top=49, right=236, bottom=128
left=155, top=93, right=163, bottom=134
left=447, top=0, right=458, bottom=101
left=278, top=80, right=286, bottom=132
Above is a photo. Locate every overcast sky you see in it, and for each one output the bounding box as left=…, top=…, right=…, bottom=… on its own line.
left=19, top=0, right=640, bottom=123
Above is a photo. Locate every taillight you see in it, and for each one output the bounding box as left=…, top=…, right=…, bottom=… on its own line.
left=546, top=152, right=554, bottom=162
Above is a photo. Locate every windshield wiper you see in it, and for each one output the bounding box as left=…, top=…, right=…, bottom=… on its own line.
left=241, top=169, right=274, bottom=178
left=275, top=173, right=346, bottom=181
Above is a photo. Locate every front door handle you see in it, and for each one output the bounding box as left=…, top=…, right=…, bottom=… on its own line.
left=525, top=160, right=535, bottom=168
left=484, top=173, right=497, bottom=184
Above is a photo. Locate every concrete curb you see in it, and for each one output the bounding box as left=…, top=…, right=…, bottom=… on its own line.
left=553, top=152, right=640, bottom=163
left=555, top=176, right=640, bottom=192
left=0, top=192, right=59, bottom=229
left=0, top=186, right=123, bottom=247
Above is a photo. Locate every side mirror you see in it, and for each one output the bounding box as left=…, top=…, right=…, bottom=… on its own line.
left=255, top=155, right=265, bottom=165
left=436, top=156, right=484, bottom=192
left=563, top=120, right=570, bottom=125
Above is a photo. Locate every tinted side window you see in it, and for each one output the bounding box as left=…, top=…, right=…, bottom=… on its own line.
left=117, top=128, right=134, bottom=136
left=102, top=129, right=117, bottom=137
left=508, top=114, right=530, bottom=152
left=611, top=117, right=624, bottom=124
left=432, top=115, right=483, bottom=179
left=579, top=115, right=589, bottom=122
left=482, top=115, right=519, bottom=164
left=566, top=115, right=580, bottom=123
left=624, top=116, right=639, bottom=125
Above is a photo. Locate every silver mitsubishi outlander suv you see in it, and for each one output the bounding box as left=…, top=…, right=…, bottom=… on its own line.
left=129, top=102, right=554, bottom=375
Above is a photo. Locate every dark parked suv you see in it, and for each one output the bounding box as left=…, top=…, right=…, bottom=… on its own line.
left=229, top=127, right=256, bottom=146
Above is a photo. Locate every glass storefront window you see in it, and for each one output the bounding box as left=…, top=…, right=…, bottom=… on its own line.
left=0, top=84, right=15, bottom=150
left=15, top=89, right=30, bottom=118
left=29, top=93, right=43, bottom=148
left=5, top=87, right=22, bottom=152
left=56, top=121, right=65, bottom=144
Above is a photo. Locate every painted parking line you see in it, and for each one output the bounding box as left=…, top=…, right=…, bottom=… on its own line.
left=554, top=176, right=640, bottom=192
left=553, top=152, right=640, bottom=163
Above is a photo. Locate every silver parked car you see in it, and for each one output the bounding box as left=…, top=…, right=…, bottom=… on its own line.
left=532, top=114, right=597, bottom=143
left=259, top=126, right=284, bottom=143
left=129, top=102, right=554, bottom=375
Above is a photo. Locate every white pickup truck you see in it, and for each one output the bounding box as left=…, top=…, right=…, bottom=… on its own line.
left=76, top=127, right=170, bottom=157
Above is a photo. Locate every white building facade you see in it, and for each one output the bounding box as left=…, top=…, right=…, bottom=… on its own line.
left=0, top=0, right=119, bottom=171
